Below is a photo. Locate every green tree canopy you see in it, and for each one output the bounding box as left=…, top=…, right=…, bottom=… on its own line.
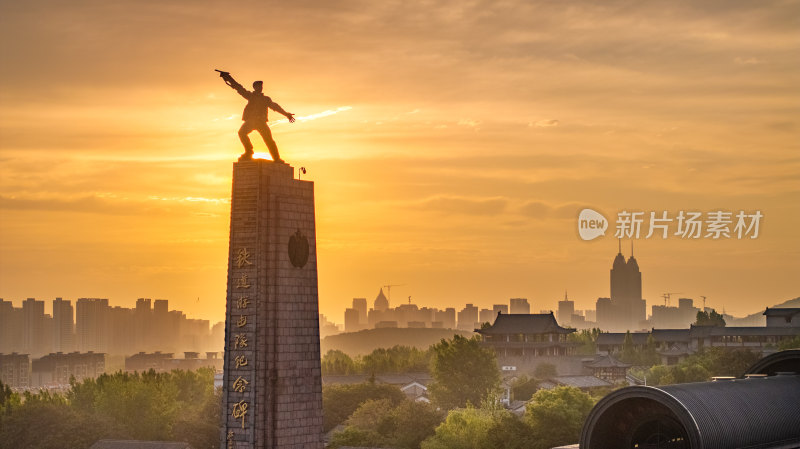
left=321, top=345, right=433, bottom=376
left=322, top=381, right=407, bottom=432
left=778, top=335, right=800, bottom=350
left=0, top=369, right=220, bottom=449
left=695, top=309, right=726, bottom=327
left=510, top=375, right=539, bottom=402
left=567, top=328, right=601, bottom=355
left=427, top=335, right=500, bottom=409
left=641, top=348, right=761, bottom=385
left=620, top=330, right=637, bottom=364
left=420, top=398, right=509, bottom=449
left=330, top=399, right=444, bottom=449
left=524, top=386, right=594, bottom=448
left=362, top=346, right=432, bottom=374
left=0, top=379, right=20, bottom=414
left=321, top=349, right=358, bottom=375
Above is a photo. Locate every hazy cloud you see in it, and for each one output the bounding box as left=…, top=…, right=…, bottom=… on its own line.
left=411, top=196, right=509, bottom=216
left=530, top=119, right=559, bottom=128
left=0, top=194, right=226, bottom=216
left=518, top=201, right=584, bottom=219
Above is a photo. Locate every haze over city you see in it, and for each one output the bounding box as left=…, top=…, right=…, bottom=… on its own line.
left=1, top=0, right=798, bottom=324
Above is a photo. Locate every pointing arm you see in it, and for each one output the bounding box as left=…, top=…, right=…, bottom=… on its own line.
left=220, top=72, right=249, bottom=98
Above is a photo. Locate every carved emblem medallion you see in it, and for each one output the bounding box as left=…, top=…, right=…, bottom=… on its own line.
left=288, top=230, right=309, bottom=268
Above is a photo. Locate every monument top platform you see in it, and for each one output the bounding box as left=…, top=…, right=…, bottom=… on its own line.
left=233, top=159, right=298, bottom=178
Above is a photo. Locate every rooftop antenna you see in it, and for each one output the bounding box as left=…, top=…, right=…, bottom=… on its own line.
left=661, top=292, right=683, bottom=307
left=618, top=238, right=622, bottom=254
left=631, top=239, right=634, bottom=257
left=564, top=290, right=568, bottom=301
left=408, top=296, right=412, bottom=305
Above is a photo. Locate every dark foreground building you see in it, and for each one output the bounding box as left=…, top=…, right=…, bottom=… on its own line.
left=579, top=350, right=800, bottom=448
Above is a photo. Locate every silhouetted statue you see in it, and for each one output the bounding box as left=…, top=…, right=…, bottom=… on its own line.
left=217, top=70, right=295, bottom=162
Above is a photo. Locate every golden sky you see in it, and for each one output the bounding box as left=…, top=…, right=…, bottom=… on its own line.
left=1, top=0, right=798, bottom=323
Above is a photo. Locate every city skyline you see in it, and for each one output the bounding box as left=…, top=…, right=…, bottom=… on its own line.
left=2, top=0, right=799, bottom=323
left=2, top=240, right=795, bottom=326
left=0, top=296, right=222, bottom=357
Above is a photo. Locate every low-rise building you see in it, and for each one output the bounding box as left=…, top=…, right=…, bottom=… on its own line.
left=764, top=307, right=800, bottom=328
left=31, top=351, right=105, bottom=388
left=0, top=353, right=30, bottom=388
left=585, top=355, right=630, bottom=383
left=595, top=312, right=800, bottom=362
left=125, top=351, right=223, bottom=373
left=476, top=312, right=577, bottom=358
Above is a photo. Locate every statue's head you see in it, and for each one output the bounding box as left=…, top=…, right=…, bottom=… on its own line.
left=252, top=81, right=263, bottom=92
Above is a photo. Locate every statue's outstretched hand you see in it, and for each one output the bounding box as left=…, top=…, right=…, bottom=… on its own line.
left=287, top=113, right=296, bottom=123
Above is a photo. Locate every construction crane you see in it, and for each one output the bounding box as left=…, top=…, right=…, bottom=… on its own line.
left=661, top=292, right=683, bottom=307
left=383, top=283, right=405, bottom=303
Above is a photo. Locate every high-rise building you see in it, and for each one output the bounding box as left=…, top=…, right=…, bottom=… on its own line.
left=0, top=299, right=23, bottom=354
left=374, top=289, right=389, bottom=312
left=436, top=308, right=456, bottom=329
left=352, top=298, right=367, bottom=326
left=479, top=308, right=496, bottom=325
left=135, top=298, right=153, bottom=350
left=108, top=306, right=135, bottom=355
left=457, top=304, right=479, bottom=330
left=596, top=297, right=613, bottom=328
left=604, top=241, right=647, bottom=331
left=52, top=297, right=74, bottom=353
left=22, top=298, right=46, bottom=356
left=344, top=308, right=361, bottom=332
left=509, top=298, right=530, bottom=314
left=76, top=298, right=110, bottom=353
left=153, top=299, right=170, bottom=350
left=650, top=298, right=700, bottom=329
left=558, top=297, right=575, bottom=326
left=492, top=304, right=509, bottom=316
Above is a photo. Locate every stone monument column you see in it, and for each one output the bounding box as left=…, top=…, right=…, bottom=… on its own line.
left=221, top=160, right=324, bottom=449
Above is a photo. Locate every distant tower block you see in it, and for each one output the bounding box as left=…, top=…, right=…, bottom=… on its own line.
left=221, top=160, right=324, bottom=449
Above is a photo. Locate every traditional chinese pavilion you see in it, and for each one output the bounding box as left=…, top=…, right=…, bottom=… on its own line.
left=584, top=355, right=630, bottom=383
left=476, top=312, right=577, bottom=357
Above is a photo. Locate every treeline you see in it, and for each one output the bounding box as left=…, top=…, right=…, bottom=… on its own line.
left=322, top=345, right=433, bottom=375
left=325, top=335, right=597, bottom=449
left=0, top=369, right=219, bottom=449
left=567, top=328, right=601, bottom=355
left=631, top=347, right=762, bottom=385
left=2, top=333, right=780, bottom=449
left=325, top=383, right=594, bottom=449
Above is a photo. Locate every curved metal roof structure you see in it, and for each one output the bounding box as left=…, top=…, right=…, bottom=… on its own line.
left=580, top=374, right=800, bottom=448
left=746, top=349, right=800, bottom=376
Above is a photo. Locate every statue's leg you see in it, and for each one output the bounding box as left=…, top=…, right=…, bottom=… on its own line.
left=238, top=123, right=255, bottom=158
left=256, top=124, right=282, bottom=162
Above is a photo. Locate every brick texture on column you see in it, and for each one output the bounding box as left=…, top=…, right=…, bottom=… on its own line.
left=220, top=160, right=324, bottom=449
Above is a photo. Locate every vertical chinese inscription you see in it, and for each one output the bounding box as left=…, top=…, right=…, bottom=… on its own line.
left=226, top=246, right=255, bottom=446
left=221, top=162, right=325, bottom=449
